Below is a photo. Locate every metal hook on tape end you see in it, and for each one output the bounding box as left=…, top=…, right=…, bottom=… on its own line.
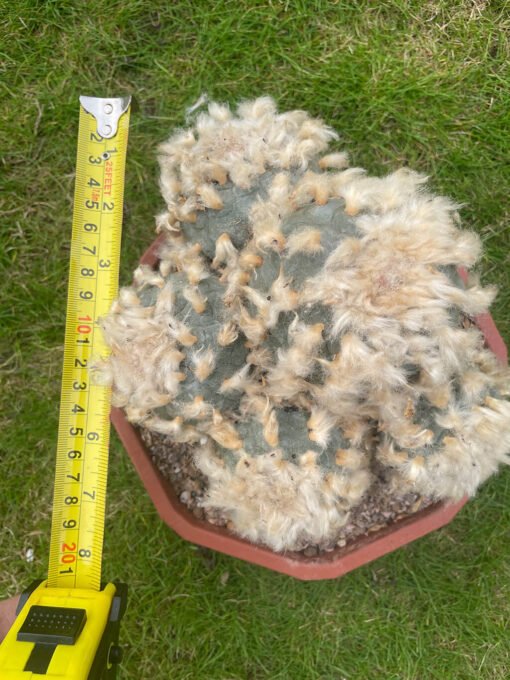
left=79, top=96, right=131, bottom=139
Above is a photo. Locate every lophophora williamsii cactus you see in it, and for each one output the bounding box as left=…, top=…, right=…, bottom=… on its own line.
left=101, top=97, right=510, bottom=552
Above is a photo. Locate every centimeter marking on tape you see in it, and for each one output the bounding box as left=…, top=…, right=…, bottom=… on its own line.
left=47, top=97, right=130, bottom=591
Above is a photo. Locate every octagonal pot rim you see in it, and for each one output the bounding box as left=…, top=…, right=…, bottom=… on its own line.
left=109, top=236, right=506, bottom=580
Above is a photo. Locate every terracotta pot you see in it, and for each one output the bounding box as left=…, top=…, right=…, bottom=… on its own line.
left=110, top=236, right=508, bottom=580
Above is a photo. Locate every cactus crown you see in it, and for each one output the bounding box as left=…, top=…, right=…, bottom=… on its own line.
left=102, top=97, right=510, bottom=551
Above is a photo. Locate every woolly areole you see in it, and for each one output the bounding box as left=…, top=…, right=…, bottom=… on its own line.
left=101, top=97, right=510, bottom=552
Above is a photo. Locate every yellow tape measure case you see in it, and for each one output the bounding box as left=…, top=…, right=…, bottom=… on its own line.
left=0, top=580, right=127, bottom=678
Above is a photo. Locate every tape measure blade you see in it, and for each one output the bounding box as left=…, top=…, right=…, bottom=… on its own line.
left=48, top=100, right=130, bottom=590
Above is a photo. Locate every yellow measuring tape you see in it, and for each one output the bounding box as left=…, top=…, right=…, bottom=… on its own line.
left=0, top=96, right=130, bottom=679
left=48, top=97, right=130, bottom=591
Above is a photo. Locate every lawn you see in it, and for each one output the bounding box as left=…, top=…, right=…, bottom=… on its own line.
left=1, top=1, right=510, bottom=678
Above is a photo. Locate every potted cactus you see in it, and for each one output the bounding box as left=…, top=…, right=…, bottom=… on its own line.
left=104, top=98, right=509, bottom=579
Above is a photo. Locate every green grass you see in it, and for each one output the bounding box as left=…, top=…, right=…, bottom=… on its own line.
left=1, top=1, right=510, bottom=677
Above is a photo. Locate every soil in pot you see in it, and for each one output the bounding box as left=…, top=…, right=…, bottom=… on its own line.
left=139, top=426, right=437, bottom=557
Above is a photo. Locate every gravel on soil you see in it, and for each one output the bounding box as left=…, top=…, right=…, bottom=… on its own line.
left=139, top=427, right=437, bottom=555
